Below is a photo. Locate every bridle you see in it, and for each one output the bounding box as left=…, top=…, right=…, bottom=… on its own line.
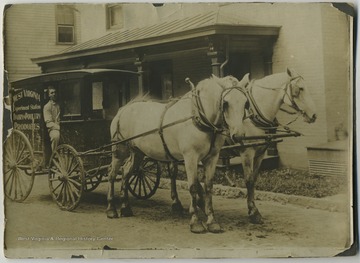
left=245, top=75, right=306, bottom=129
left=282, top=76, right=305, bottom=114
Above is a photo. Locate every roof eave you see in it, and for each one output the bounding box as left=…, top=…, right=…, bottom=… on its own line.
left=32, top=24, right=280, bottom=65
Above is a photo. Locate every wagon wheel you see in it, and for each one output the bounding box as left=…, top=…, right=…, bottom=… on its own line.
left=84, top=173, right=104, bottom=192
left=83, top=155, right=109, bottom=192
left=3, top=129, right=35, bottom=202
left=48, top=144, right=84, bottom=211
left=127, top=158, right=161, bottom=200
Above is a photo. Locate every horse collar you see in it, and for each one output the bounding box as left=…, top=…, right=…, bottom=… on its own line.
left=245, top=81, right=279, bottom=128
left=191, top=88, right=226, bottom=134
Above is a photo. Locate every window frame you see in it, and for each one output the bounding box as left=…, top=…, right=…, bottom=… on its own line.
left=106, top=4, right=123, bottom=30
left=56, top=5, right=76, bottom=45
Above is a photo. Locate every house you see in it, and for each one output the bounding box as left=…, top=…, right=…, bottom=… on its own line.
left=4, top=3, right=352, bottom=170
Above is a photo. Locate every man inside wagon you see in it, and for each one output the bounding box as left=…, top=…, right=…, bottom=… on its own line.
left=43, top=86, right=60, bottom=153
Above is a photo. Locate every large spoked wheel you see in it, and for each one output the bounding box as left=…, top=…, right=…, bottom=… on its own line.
left=128, top=158, right=161, bottom=200
left=48, top=144, right=84, bottom=211
left=3, top=130, right=35, bottom=202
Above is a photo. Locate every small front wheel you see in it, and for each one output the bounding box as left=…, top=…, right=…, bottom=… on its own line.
left=127, top=158, right=161, bottom=200
left=48, top=144, right=84, bottom=211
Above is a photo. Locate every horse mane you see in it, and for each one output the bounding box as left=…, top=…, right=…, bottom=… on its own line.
left=254, top=72, right=289, bottom=89
left=211, top=74, right=240, bottom=89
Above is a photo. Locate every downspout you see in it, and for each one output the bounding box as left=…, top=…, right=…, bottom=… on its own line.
left=219, top=36, right=230, bottom=78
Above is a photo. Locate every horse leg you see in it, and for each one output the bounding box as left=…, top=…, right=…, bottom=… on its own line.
left=202, top=154, right=222, bottom=233
left=119, top=151, right=144, bottom=217
left=184, top=154, right=206, bottom=233
left=196, top=180, right=205, bottom=212
left=243, top=151, right=264, bottom=224
left=107, top=150, right=121, bottom=218
left=169, top=162, right=184, bottom=215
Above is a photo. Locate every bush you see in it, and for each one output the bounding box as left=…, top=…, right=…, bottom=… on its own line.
left=164, top=164, right=347, bottom=198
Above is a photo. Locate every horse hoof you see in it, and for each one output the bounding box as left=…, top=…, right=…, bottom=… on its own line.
left=249, top=210, right=263, bottom=224
left=207, top=223, right=223, bottom=233
left=120, top=207, right=133, bottom=217
left=106, top=210, right=119, bottom=219
left=190, top=222, right=207, bottom=234
left=171, top=202, right=184, bottom=215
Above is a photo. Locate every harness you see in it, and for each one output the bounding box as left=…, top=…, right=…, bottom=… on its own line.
left=159, top=80, right=246, bottom=162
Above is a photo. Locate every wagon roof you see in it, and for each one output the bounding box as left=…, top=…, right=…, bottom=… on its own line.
left=11, top=69, right=138, bottom=88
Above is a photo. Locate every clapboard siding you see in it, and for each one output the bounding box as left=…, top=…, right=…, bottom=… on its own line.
left=4, top=5, right=81, bottom=82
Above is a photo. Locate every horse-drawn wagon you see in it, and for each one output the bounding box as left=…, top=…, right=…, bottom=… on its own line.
left=4, top=69, right=162, bottom=209
left=4, top=67, right=316, bottom=233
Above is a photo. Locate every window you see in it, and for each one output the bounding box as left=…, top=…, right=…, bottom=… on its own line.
left=92, top=82, right=103, bottom=110
left=56, top=5, right=75, bottom=44
left=60, top=81, right=81, bottom=118
left=106, top=4, right=123, bottom=29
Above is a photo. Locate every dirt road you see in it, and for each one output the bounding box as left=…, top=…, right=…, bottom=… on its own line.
left=4, top=175, right=352, bottom=259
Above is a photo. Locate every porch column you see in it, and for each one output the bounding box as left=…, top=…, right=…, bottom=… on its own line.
left=207, top=51, right=223, bottom=77
left=134, top=57, right=144, bottom=96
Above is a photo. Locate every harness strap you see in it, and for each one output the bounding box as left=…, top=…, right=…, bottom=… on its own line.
left=159, top=99, right=181, bottom=162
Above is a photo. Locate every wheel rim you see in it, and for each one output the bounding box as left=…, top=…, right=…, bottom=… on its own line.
left=3, top=130, right=35, bottom=202
left=48, top=145, right=84, bottom=211
left=128, top=158, right=161, bottom=200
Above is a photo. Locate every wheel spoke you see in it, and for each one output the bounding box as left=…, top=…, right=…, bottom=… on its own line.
left=141, top=176, right=148, bottom=196
left=55, top=183, right=65, bottom=200
left=143, top=174, right=154, bottom=190
left=4, top=153, right=14, bottom=165
left=61, top=183, right=67, bottom=206
left=68, top=178, right=82, bottom=188
left=5, top=170, right=15, bottom=187
left=132, top=174, right=140, bottom=192
left=14, top=169, right=19, bottom=200
left=49, top=169, right=64, bottom=179
left=144, top=173, right=157, bottom=184
left=51, top=180, right=63, bottom=193
left=51, top=158, right=64, bottom=175
left=15, top=140, right=25, bottom=162
left=128, top=174, right=137, bottom=185
left=16, top=153, right=31, bottom=166
left=68, top=180, right=81, bottom=198
left=66, top=155, right=75, bottom=174
left=68, top=162, right=80, bottom=176
left=8, top=169, right=16, bottom=197
left=66, top=182, right=75, bottom=204
left=15, top=170, right=24, bottom=199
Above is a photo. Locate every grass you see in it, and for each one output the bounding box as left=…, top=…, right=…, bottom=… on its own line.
left=165, top=165, right=347, bottom=198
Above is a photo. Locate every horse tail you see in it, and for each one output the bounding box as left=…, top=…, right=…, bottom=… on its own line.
left=110, top=106, right=127, bottom=142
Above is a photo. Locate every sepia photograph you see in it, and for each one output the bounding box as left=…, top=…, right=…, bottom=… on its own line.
left=1, top=1, right=356, bottom=259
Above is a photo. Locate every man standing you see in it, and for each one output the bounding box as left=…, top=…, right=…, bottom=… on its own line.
left=43, top=86, right=60, bottom=152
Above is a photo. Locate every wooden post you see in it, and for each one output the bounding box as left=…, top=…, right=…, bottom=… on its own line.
left=134, top=57, right=144, bottom=96
left=207, top=51, right=223, bottom=77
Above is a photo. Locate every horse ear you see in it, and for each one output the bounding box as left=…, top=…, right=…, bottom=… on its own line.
left=287, top=68, right=293, bottom=77
left=239, top=73, right=250, bottom=87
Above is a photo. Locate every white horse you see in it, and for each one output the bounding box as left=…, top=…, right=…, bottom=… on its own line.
left=236, top=68, right=317, bottom=224
left=108, top=75, right=249, bottom=233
